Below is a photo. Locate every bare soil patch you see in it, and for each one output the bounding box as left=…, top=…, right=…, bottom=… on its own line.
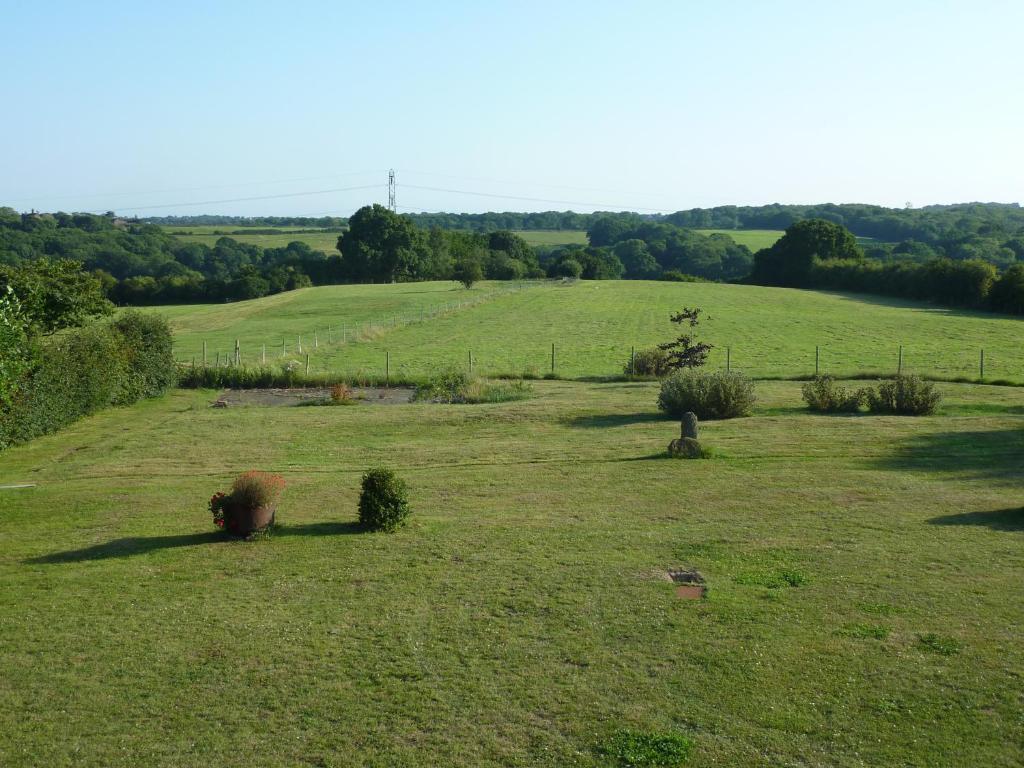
left=213, top=387, right=415, bottom=407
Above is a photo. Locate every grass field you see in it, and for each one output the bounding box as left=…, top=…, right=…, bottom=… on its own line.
left=163, top=225, right=343, bottom=254
left=1, top=379, right=1022, bottom=766
left=153, top=280, right=1024, bottom=382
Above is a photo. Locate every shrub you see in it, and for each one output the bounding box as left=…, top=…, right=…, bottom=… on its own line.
left=415, top=368, right=532, bottom=404
left=801, top=375, right=866, bottom=413
left=358, top=468, right=410, bottom=532
left=330, top=383, right=355, bottom=403
left=110, top=310, right=177, bottom=403
left=416, top=367, right=472, bottom=403
left=625, top=346, right=672, bottom=377
left=0, top=314, right=175, bottom=450
left=231, top=470, right=286, bottom=510
left=657, top=369, right=756, bottom=420
left=866, top=375, right=940, bottom=415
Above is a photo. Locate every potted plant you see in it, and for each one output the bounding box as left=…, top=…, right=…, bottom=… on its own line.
left=210, top=471, right=285, bottom=536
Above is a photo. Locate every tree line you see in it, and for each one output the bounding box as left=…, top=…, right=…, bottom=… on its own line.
left=747, top=219, right=1024, bottom=314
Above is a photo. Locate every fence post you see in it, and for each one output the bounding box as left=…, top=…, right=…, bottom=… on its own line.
left=262, top=344, right=266, bottom=365
left=551, top=343, right=556, bottom=375
left=630, top=346, right=635, bottom=376
left=314, top=330, right=318, bottom=349
left=815, top=345, right=819, bottom=376
left=469, top=349, right=473, bottom=374
left=203, top=340, right=207, bottom=367
left=234, top=339, right=240, bottom=366
left=282, top=340, right=287, bottom=357
left=898, top=345, right=903, bottom=375
left=298, top=335, right=302, bottom=354
left=726, top=346, right=731, bottom=372
left=215, top=351, right=220, bottom=367
left=305, top=354, right=310, bottom=376
left=980, top=349, right=985, bottom=380
left=385, top=351, right=390, bottom=387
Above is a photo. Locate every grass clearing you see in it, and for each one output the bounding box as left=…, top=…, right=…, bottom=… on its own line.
left=162, top=225, right=342, bottom=254
left=154, top=280, right=1024, bottom=382
left=1, top=378, right=1022, bottom=766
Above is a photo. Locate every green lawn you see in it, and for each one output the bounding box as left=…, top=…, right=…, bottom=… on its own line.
left=1, top=379, right=1022, bottom=766
left=512, top=229, right=589, bottom=247
left=151, top=280, right=1024, bottom=382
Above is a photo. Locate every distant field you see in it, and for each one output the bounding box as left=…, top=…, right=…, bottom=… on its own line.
left=149, top=280, right=1024, bottom=382
left=163, top=225, right=342, bottom=254
left=696, top=229, right=783, bottom=251
left=511, top=229, right=589, bottom=247
left=514, top=229, right=786, bottom=251
left=161, top=226, right=787, bottom=254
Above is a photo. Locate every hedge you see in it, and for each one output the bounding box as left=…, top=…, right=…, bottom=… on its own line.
left=0, top=311, right=176, bottom=450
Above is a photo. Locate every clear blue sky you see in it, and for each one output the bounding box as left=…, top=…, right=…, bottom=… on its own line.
left=1, top=0, right=1021, bottom=217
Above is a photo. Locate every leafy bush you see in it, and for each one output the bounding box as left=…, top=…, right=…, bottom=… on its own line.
left=230, top=470, right=286, bottom=511
left=0, top=313, right=176, bottom=450
left=415, top=368, right=532, bottom=404
left=110, top=310, right=177, bottom=403
left=866, top=375, right=940, bottom=415
left=625, top=346, right=672, bottom=377
left=801, top=375, right=866, bottom=413
left=358, top=468, right=411, bottom=532
left=657, top=370, right=756, bottom=420
left=598, top=729, right=693, bottom=767
left=416, top=367, right=472, bottom=403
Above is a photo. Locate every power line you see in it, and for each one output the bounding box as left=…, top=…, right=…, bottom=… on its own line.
left=396, top=168, right=677, bottom=202
left=8, top=170, right=384, bottom=207
left=95, top=184, right=382, bottom=214
left=399, top=183, right=678, bottom=213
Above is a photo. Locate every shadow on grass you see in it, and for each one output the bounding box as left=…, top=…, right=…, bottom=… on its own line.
left=876, top=428, right=1024, bottom=481
left=927, top=508, right=1024, bottom=531
left=566, top=412, right=669, bottom=428
left=26, top=521, right=362, bottom=564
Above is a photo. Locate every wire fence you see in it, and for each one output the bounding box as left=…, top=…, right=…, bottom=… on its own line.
left=180, top=336, right=1024, bottom=386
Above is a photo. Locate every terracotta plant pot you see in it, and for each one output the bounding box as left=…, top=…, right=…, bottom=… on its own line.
left=224, top=503, right=276, bottom=537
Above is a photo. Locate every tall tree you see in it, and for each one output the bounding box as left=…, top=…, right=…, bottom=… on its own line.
left=338, top=204, right=421, bottom=283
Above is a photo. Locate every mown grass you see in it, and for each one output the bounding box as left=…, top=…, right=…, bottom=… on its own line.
left=0, top=379, right=1022, bottom=766
left=152, top=280, right=1024, bottom=382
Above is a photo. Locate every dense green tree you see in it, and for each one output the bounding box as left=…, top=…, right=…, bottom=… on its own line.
left=0, top=258, right=112, bottom=333
left=338, top=204, right=421, bottom=282
left=751, top=219, right=863, bottom=286
left=613, top=239, right=661, bottom=279
left=453, top=252, right=484, bottom=289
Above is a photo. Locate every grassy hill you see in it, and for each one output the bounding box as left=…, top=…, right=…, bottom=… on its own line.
left=1, top=378, right=1022, bottom=765
left=153, top=280, right=1024, bottom=382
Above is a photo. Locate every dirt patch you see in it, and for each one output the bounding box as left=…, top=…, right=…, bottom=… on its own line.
left=213, top=387, right=416, bottom=407
left=667, top=568, right=707, bottom=600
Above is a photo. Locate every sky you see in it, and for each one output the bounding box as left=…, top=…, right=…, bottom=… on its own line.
left=1, top=0, right=1021, bottom=217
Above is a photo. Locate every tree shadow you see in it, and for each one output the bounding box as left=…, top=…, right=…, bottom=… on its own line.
left=565, top=412, right=669, bottom=428
left=875, top=428, right=1024, bottom=482
left=927, top=508, right=1024, bottom=531
left=25, top=521, right=362, bottom=564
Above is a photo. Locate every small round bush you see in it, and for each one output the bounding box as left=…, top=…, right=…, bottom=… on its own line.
left=801, top=375, right=866, bottom=413
left=658, top=369, right=756, bottom=420
left=866, top=374, right=940, bottom=415
left=625, top=346, right=672, bottom=377
left=358, top=468, right=411, bottom=532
